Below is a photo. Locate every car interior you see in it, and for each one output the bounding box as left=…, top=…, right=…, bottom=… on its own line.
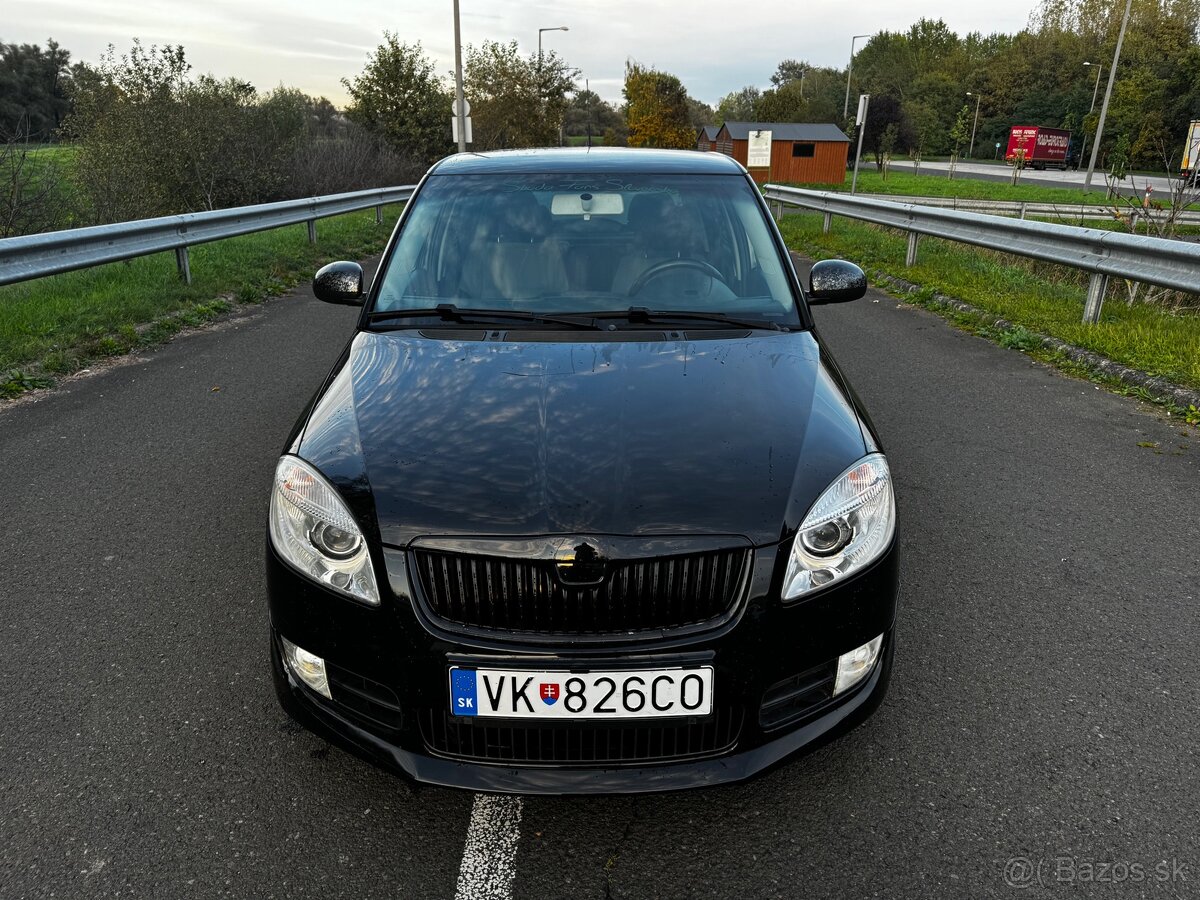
left=375, top=176, right=795, bottom=317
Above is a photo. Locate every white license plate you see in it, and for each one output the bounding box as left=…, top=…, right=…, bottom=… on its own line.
left=448, top=666, right=714, bottom=719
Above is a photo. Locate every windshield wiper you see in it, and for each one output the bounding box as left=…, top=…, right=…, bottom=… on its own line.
left=592, top=307, right=787, bottom=332
left=367, top=304, right=601, bottom=330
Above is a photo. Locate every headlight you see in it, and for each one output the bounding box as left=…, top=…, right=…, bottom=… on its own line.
left=783, top=453, right=895, bottom=600
left=269, top=455, right=380, bottom=605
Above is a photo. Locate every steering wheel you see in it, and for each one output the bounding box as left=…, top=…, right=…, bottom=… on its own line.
left=628, top=259, right=728, bottom=296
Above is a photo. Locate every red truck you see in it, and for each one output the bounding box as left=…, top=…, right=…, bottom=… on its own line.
left=1005, top=125, right=1071, bottom=170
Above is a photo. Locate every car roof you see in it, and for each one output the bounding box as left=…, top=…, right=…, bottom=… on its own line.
left=429, top=147, right=748, bottom=176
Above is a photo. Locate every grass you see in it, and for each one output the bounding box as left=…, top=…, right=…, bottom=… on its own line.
left=0, top=206, right=402, bottom=398
left=779, top=212, right=1200, bottom=393
left=786, top=170, right=1136, bottom=206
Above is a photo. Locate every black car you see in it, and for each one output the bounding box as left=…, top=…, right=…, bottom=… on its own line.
left=266, top=148, right=897, bottom=794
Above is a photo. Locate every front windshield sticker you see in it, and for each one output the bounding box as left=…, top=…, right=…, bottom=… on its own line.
left=500, top=178, right=677, bottom=196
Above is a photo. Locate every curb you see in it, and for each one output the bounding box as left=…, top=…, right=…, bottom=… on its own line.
left=870, top=271, right=1200, bottom=411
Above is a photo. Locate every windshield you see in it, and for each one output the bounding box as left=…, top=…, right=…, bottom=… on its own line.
left=372, top=173, right=800, bottom=325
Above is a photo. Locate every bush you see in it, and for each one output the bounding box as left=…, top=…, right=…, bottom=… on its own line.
left=62, top=41, right=421, bottom=225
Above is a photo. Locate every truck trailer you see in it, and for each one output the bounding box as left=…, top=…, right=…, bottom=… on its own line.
left=1006, top=125, right=1071, bottom=170
left=1180, top=120, right=1200, bottom=180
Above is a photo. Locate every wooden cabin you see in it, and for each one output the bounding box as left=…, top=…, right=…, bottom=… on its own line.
left=714, top=122, right=849, bottom=184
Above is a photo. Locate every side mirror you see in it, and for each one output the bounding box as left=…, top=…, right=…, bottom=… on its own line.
left=808, top=259, right=867, bottom=304
left=313, top=261, right=365, bottom=305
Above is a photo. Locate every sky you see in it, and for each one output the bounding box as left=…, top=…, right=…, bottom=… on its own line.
left=8, top=0, right=1036, bottom=107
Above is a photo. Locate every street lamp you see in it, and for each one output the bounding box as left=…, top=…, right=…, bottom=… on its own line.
left=1085, top=0, right=1133, bottom=190
left=1078, top=62, right=1103, bottom=170
left=843, top=34, right=870, bottom=119
left=538, top=25, right=568, bottom=63
left=452, top=0, right=465, bottom=153
left=966, top=91, right=982, bottom=159
left=537, top=26, right=568, bottom=146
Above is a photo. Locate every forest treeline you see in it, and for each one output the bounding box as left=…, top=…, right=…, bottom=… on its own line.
left=717, top=0, right=1200, bottom=169
left=3, top=0, right=1198, bottom=235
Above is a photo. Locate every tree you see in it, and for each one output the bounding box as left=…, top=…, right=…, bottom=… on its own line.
left=1106, top=133, right=1131, bottom=197
left=463, top=40, right=575, bottom=149
left=623, top=61, right=697, bottom=149
left=1, top=126, right=71, bottom=236
left=563, top=89, right=624, bottom=139
left=0, top=40, right=73, bottom=140
left=342, top=34, right=449, bottom=165
left=878, top=122, right=899, bottom=178
left=906, top=100, right=939, bottom=170
left=715, top=86, right=760, bottom=124
left=64, top=40, right=392, bottom=223
left=686, top=96, right=716, bottom=128
left=948, top=103, right=970, bottom=180
left=861, top=94, right=911, bottom=169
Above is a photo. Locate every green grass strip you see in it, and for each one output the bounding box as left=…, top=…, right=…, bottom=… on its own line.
left=0, top=207, right=401, bottom=398
left=779, top=212, right=1200, bottom=393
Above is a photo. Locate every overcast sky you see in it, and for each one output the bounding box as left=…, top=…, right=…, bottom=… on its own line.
left=9, top=0, right=1036, bottom=107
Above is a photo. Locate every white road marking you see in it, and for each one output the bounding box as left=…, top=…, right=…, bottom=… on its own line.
left=454, top=793, right=524, bottom=900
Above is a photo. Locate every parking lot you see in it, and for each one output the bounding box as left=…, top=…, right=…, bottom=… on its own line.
left=2, top=257, right=1196, bottom=899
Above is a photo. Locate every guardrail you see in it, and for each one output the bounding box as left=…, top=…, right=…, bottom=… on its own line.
left=854, top=193, right=1200, bottom=227
left=0, top=186, right=417, bottom=288
left=764, top=184, right=1200, bottom=323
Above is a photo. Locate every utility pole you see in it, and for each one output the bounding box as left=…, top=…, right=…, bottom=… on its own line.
left=453, top=0, right=465, bottom=153
left=1084, top=0, right=1132, bottom=190
left=1078, top=62, right=1103, bottom=170
left=966, top=92, right=982, bottom=159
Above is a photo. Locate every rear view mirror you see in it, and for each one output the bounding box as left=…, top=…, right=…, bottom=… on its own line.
left=313, top=261, right=365, bottom=306
left=808, top=259, right=867, bottom=304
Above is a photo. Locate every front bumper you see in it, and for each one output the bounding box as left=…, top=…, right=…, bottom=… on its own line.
left=267, top=539, right=898, bottom=794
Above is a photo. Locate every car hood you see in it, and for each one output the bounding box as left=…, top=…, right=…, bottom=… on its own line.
left=297, top=329, right=869, bottom=548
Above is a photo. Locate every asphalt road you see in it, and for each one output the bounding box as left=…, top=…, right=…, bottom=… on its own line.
left=2, top=260, right=1197, bottom=899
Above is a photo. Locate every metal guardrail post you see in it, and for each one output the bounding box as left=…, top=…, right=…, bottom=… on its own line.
left=375, top=206, right=383, bottom=225
left=823, top=212, right=832, bottom=234
left=905, top=232, right=919, bottom=267
left=307, top=220, right=317, bottom=244
left=1083, top=272, right=1110, bottom=323
left=1019, top=202, right=1027, bottom=220
left=174, top=246, right=192, bottom=285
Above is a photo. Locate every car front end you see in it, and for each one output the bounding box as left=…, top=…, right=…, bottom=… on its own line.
left=266, top=148, right=898, bottom=794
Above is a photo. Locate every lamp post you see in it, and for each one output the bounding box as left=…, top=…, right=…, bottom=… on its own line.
left=537, top=26, right=568, bottom=146
left=966, top=91, right=982, bottom=159
left=538, top=25, right=568, bottom=63
left=1078, top=61, right=1103, bottom=170
left=843, top=34, right=870, bottom=119
left=1085, top=0, right=1133, bottom=190
left=452, top=0, right=465, bottom=153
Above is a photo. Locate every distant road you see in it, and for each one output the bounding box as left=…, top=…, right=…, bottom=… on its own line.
left=886, top=158, right=1178, bottom=196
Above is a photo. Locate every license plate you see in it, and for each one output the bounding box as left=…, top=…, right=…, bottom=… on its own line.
left=448, top=666, right=714, bottom=719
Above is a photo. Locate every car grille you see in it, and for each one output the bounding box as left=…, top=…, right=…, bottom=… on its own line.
left=411, top=547, right=750, bottom=638
left=418, top=707, right=743, bottom=765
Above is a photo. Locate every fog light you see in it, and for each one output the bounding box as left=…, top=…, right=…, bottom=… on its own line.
left=281, top=637, right=331, bottom=699
left=833, top=634, right=884, bottom=696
